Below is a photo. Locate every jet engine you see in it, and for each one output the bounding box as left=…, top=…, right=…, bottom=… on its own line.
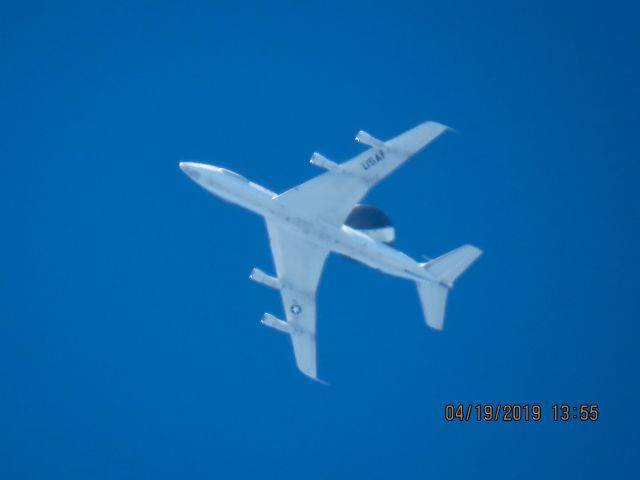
left=344, top=204, right=395, bottom=244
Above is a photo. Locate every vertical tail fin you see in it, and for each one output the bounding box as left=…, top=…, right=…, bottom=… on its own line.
left=417, top=245, right=482, bottom=330
left=416, top=283, right=450, bottom=330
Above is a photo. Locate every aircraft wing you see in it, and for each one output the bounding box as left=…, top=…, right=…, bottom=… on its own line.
left=273, top=121, right=449, bottom=227
left=264, top=220, right=330, bottom=380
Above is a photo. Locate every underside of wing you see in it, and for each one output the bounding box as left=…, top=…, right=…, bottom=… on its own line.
left=273, top=121, right=449, bottom=227
left=264, top=220, right=330, bottom=380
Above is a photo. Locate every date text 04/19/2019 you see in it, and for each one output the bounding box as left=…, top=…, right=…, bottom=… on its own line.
left=444, top=404, right=600, bottom=422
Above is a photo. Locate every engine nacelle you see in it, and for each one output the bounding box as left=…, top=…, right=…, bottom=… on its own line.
left=309, top=152, right=340, bottom=172
left=249, top=268, right=281, bottom=290
left=345, top=204, right=395, bottom=244
left=355, top=130, right=386, bottom=149
left=261, top=313, right=291, bottom=334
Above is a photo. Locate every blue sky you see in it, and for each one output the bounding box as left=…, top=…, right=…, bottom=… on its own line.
left=2, top=1, right=639, bottom=478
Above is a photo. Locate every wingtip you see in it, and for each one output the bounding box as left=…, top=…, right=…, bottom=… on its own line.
left=439, top=122, right=459, bottom=135
left=310, top=376, right=330, bottom=386
left=420, top=120, right=459, bottom=135
left=300, top=369, right=329, bottom=385
left=428, top=322, right=445, bottom=332
left=467, top=244, right=483, bottom=258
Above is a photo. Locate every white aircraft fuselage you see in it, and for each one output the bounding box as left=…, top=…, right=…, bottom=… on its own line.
left=180, top=162, right=433, bottom=284
left=179, top=121, right=482, bottom=380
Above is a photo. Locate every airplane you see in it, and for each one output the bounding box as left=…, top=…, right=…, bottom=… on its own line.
left=179, top=121, right=481, bottom=381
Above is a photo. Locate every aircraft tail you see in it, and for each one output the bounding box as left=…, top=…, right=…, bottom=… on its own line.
left=416, top=245, right=482, bottom=330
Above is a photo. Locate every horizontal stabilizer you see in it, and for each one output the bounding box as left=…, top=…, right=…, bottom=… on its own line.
left=417, top=244, right=482, bottom=330
left=417, top=282, right=449, bottom=330
left=261, top=313, right=291, bottom=334
left=421, top=245, right=482, bottom=287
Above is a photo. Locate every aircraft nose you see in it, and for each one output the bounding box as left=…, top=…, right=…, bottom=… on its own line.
left=179, top=162, right=201, bottom=180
